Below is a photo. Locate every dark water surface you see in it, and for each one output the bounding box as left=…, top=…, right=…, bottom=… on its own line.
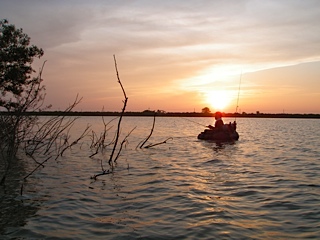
left=1, top=117, right=319, bottom=239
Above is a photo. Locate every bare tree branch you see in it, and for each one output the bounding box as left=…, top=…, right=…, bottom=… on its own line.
left=137, top=112, right=173, bottom=149
left=108, top=55, right=128, bottom=165
left=138, top=113, right=156, bottom=149
left=114, top=127, right=136, bottom=163
left=91, top=55, right=133, bottom=180
left=144, top=137, right=173, bottom=148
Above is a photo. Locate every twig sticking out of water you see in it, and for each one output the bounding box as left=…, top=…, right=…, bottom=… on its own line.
left=144, top=137, right=173, bottom=148
left=114, top=127, right=136, bottom=163
left=138, top=113, right=156, bottom=149
left=21, top=95, right=89, bottom=195
left=137, top=113, right=173, bottom=149
left=20, top=156, right=52, bottom=195
left=108, top=55, right=128, bottom=165
left=59, top=124, right=90, bottom=157
left=24, top=95, right=83, bottom=157
left=89, top=115, right=118, bottom=158
left=91, top=55, right=134, bottom=180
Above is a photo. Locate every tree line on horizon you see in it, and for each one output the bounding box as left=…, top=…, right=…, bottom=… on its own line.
left=0, top=109, right=318, bottom=118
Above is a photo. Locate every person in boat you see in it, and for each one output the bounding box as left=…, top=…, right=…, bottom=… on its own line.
left=207, top=111, right=224, bottom=131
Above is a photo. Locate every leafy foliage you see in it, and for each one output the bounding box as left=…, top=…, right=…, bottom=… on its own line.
left=0, top=19, right=44, bottom=110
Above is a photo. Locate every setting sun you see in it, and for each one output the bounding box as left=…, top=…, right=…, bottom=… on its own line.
left=205, top=90, right=234, bottom=111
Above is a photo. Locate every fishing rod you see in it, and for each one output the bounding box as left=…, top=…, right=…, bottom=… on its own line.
left=235, top=71, right=242, bottom=121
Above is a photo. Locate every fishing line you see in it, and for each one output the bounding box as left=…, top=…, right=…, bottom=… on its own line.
left=179, top=117, right=207, bottom=127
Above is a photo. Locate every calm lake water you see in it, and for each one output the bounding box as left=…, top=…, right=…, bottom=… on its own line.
left=1, top=117, right=320, bottom=239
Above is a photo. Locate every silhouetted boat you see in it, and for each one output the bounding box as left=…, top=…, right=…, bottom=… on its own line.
left=197, top=122, right=239, bottom=141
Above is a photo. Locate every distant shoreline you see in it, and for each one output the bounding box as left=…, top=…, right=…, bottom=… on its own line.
left=1, top=111, right=319, bottom=119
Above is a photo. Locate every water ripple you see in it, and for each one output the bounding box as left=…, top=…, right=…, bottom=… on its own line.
left=1, top=117, right=320, bottom=239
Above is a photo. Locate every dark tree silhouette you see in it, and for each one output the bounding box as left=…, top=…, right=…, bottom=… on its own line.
left=0, top=19, right=44, bottom=109
left=202, top=107, right=211, bottom=114
left=0, top=20, right=87, bottom=191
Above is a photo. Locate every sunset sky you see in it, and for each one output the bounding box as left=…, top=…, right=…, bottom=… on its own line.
left=1, top=0, right=320, bottom=113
